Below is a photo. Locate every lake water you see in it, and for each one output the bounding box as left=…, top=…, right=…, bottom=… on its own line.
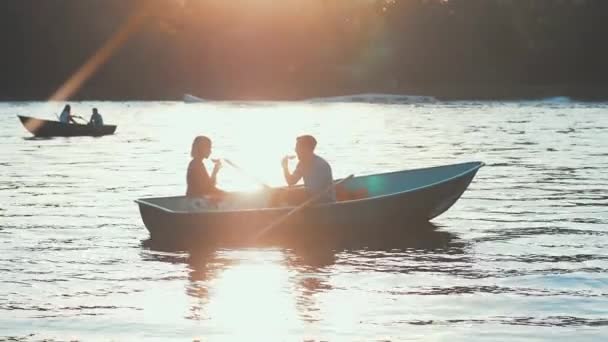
left=1, top=99, right=607, bottom=341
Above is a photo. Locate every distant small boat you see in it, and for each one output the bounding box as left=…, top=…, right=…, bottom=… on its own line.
left=307, top=93, right=437, bottom=104
left=136, top=161, right=484, bottom=246
left=183, top=94, right=205, bottom=103
left=18, top=115, right=116, bottom=137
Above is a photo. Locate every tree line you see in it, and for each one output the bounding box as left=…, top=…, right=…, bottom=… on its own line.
left=2, top=0, right=607, bottom=100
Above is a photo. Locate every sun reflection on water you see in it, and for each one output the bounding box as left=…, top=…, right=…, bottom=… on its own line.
left=187, top=249, right=303, bottom=340
left=141, top=222, right=457, bottom=340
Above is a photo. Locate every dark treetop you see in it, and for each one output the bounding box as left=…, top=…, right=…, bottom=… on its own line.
left=3, top=0, right=608, bottom=101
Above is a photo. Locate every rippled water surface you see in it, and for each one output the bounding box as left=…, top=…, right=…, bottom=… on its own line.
left=1, top=100, right=607, bottom=341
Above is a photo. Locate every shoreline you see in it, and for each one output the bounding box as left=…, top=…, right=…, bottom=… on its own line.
left=2, top=84, right=608, bottom=102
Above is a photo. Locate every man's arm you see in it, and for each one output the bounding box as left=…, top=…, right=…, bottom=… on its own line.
left=282, top=157, right=302, bottom=186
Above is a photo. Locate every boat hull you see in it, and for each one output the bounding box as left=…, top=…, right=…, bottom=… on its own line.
left=18, top=115, right=116, bottom=137
left=137, top=162, right=481, bottom=246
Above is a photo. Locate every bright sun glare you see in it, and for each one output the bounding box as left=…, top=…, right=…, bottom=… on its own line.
left=201, top=250, right=302, bottom=340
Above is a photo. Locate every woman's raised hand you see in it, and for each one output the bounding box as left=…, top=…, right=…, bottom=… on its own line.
left=211, top=158, right=223, bottom=173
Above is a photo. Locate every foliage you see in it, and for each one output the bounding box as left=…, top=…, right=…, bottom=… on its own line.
left=2, top=0, right=607, bottom=100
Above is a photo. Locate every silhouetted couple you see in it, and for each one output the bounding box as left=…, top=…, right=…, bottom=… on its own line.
left=59, top=104, right=103, bottom=127
left=186, top=135, right=335, bottom=206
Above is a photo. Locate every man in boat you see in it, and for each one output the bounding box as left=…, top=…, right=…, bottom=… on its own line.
left=279, top=135, right=336, bottom=205
left=88, top=108, right=104, bottom=127
left=58, top=104, right=78, bottom=124
left=186, top=136, right=225, bottom=200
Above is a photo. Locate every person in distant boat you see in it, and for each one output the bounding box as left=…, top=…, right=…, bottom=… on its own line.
left=88, top=108, right=104, bottom=127
left=58, top=104, right=78, bottom=124
left=280, top=135, right=335, bottom=205
left=186, top=136, right=225, bottom=198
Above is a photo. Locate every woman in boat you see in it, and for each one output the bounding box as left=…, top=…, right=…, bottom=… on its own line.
left=58, top=104, right=77, bottom=124
left=186, top=136, right=225, bottom=198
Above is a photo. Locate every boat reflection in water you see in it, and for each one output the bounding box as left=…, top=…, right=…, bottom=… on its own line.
left=141, top=222, right=468, bottom=337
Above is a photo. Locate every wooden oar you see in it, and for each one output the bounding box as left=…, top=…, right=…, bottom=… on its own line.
left=56, top=113, right=87, bottom=124
left=252, top=174, right=354, bottom=242
left=222, top=158, right=272, bottom=189
left=73, top=115, right=88, bottom=124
